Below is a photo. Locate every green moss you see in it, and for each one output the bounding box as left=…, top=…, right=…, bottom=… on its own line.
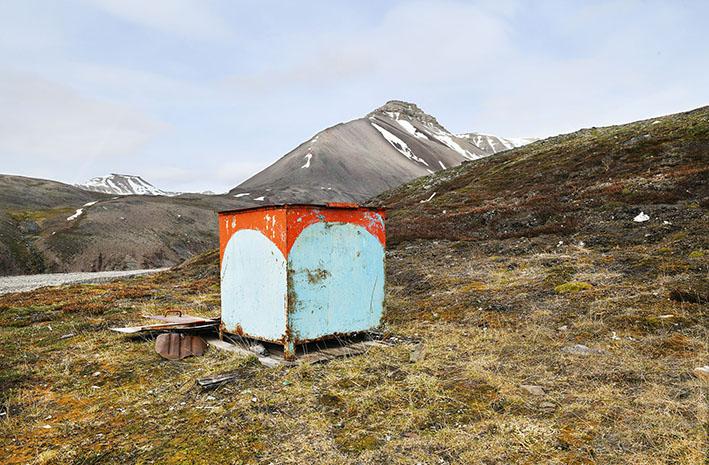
left=688, top=250, right=704, bottom=259
left=335, top=430, right=382, bottom=453
left=554, top=281, right=593, bottom=294
left=544, top=265, right=577, bottom=287
left=7, top=207, right=74, bottom=223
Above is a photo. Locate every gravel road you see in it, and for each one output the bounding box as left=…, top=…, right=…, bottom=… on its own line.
left=0, top=269, right=168, bottom=296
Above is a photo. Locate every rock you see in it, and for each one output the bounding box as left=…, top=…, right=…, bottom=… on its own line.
left=557, top=325, right=568, bottom=331
left=409, top=343, right=424, bottom=363
left=633, top=212, right=650, bottom=223
left=19, top=220, right=39, bottom=234
left=693, top=366, right=709, bottom=382
left=561, top=344, right=606, bottom=356
left=539, top=402, right=556, bottom=411
left=520, top=384, right=545, bottom=396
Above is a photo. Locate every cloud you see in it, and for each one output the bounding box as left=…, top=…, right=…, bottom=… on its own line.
left=0, top=70, right=168, bottom=160
left=226, top=1, right=511, bottom=92
left=223, top=0, right=709, bottom=138
left=136, top=160, right=271, bottom=194
left=81, top=0, right=231, bottom=40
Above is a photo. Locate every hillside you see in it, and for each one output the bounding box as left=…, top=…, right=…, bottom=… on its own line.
left=0, top=175, right=106, bottom=275
left=374, top=106, right=708, bottom=247
left=231, top=100, right=532, bottom=203
left=0, top=107, right=705, bottom=464
left=0, top=175, right=250, bottom=275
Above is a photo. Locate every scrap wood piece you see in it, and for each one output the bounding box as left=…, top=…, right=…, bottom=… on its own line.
left=204, top=337, right=285, bottom=368
left=197, top=372, right=241, bottom=389
left=155, top=333, right=207, bottom=360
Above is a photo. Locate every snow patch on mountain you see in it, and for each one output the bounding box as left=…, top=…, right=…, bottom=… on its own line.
left=458, top=132, right=538, bottom=155
left=301, top=153, right=313, bottom=169
left=371, top=122, right=429, bottom=166
left=77, top=174, right=178, bottom=196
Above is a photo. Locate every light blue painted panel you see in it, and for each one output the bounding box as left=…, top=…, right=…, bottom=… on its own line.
left=288, top=222, right=385, bottom=340
left=221, top=229, right=286, bottom=341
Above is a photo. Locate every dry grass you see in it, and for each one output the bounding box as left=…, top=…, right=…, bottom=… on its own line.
left=0, top=234, right=706, bottom=464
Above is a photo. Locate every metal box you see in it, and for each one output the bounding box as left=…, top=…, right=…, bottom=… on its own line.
left=218, top=203, right=386, bottom=359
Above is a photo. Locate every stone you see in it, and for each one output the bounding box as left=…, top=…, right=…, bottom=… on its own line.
left=693, top=366, right=709, bottom=382
left=409, top=343, right=424, bottom=363
left=561, top=344, right=606, bottom=356
left=520, top=384, right=545, bottom=396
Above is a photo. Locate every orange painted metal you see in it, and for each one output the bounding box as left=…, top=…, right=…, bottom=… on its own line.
left=219, top=207, right=287, bottom=261
left=218, top=204, right=386, bottom=260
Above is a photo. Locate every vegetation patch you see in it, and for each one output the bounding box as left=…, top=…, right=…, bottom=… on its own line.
left=554, top=281, right=593, bottom=294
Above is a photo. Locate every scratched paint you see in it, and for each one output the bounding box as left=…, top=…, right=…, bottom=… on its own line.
left=287, top=222, right=385, bottom=340
left=220, top=229, right=287, bottom=341
left=218, top=204, right=386, bottom=357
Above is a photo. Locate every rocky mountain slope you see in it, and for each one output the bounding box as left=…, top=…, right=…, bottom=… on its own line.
left=0, top=175, right=249, bottom=275
left=230, top=100, right=533, bottom=203
left=76, top=173, right=177, bottom=196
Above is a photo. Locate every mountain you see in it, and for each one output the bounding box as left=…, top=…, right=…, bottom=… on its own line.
left=230, top=100, right=530, bottom=203
left=0, top=174, right=250, bottom=275
left=457, top=132, right=538, bottom=155
left=76, top=174, right=178, bottom=196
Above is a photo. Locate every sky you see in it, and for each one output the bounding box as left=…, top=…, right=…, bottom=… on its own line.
left=1, top=0, right=707, bottom=193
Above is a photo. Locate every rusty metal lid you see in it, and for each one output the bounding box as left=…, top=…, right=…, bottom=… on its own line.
left=218, top=202, right=385, bottom=215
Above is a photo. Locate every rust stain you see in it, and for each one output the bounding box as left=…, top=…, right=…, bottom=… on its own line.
left=305, top=268, right=331, bottom=284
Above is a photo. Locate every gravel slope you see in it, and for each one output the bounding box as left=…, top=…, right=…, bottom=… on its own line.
left=0, top=268, right=166, bottom=295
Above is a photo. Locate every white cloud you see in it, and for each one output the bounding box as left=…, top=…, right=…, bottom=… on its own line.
left=0, top=70, right=168, bottom=160
left=227, top=1, right=510, bottom=91
left=81, top=0, right=231, bottom=40
left=224, top=0, right=709, bottom=139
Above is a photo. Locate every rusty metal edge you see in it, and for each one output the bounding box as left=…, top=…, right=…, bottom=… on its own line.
left=217, top=203, right=386, bottom=215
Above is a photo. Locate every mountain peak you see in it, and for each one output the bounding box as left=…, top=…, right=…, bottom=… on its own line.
left=370, top=100, right=443, bottom=129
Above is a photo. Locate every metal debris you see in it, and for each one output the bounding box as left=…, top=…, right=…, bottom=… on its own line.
left=155, top=333, right=207, bottom=360
left=109, top=312, right=218, bottom=334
